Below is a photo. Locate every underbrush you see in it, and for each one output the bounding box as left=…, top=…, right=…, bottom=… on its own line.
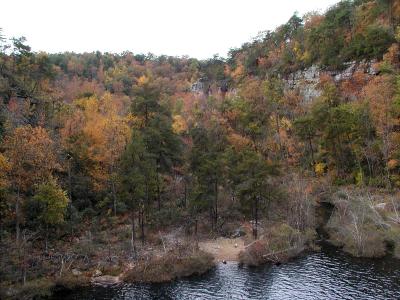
left=238, top=223, right=316, bottom=266
left=123, top=247, right=214, bottom=283
left=0, top=278, right=55, bottom=300
left=326, top=188, right=400, bottom=258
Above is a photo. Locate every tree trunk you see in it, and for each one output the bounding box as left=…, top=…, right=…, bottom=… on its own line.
left=183, top=181, right=187, bottom=208
left=253, top=196, right=259, bottom=239
left=23, top=255, right=27, bottom=285
left=388, top=0, right=394, bottom=31
left=275, top=114, right=282, bottom=159
left=138, top=209, right=142, bottom=241
left=16, top=186, right=20, bottom=244
left=145, top=181, right=149, bottom=209
left=22, top=230, right=26, bottom=285
left=383, top=129, right=392, bottom=188
left=45, top=224, right=49, bottom=253
left=145, top=104, right=148, bottom=126
left=131, top=210, right=136, bottom=258
left=112, top=179, right=117, bottom=217
left=214, top=177, right=218, bottom=228
left=141, top=207, right=145, bottom=245
left=209, top=205, right=214, bottom=231
left=157, top=173, right=161, bottom=211
left=308, top=137, right=315, bottom=167
left=194, top=218, right=199, bottom=249
left=68, top=158, right=72, bottom=199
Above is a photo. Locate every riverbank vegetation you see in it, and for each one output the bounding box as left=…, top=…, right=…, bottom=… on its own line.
left=1, top=0, right=400, bottom=298
left=123, top=248, right=214, bottom=283
left=238, top=223, right=317, bottom=266
left=326, top=187, right=400, bottom=258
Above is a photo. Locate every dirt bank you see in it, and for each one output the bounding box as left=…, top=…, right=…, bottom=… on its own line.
left=199, top=237, right=245, bottom=262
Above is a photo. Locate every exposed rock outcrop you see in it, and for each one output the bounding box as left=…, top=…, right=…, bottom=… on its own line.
left=284, top=60, right=378, bottom=103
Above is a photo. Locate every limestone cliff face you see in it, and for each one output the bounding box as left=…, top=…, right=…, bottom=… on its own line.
left=191, top=61, right=379, bottom=102
left=285, top=65, right=321, bottom=103
left=285, top=60, right=379, bottom=103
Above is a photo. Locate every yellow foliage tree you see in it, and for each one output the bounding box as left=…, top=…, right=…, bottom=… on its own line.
left=61, top=93, right=131, bottom=215
left=0, top=153, right=11, bottom=189
left=172, top=115, right=188, bottom=134
left=3, top=126, right=58, bottom=242
left=315, top=162, right=326, bottom=177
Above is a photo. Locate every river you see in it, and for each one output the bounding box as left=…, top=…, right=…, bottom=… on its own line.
left=54, top=243, right=400, bottom=300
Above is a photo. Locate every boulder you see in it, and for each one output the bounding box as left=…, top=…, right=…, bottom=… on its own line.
left=231, top=228, right=246, bottom=238
left=72, top=268, right=82, bottom=276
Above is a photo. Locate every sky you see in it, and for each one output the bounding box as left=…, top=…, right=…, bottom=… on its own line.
left=1, top=0, right=339, bottom=59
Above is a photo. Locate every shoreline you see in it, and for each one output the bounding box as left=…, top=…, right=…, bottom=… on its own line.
left=3, top=234, right=399, bottom=300
left=199, top=237, right=245, bottom=262
left=3, top=221, right=400, bottom=300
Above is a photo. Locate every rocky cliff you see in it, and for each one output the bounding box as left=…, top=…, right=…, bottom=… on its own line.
left=285, top=60, right=379, bottom=103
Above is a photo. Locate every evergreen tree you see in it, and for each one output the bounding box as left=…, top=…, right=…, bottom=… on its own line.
left=119, top=129, right=154, bottom=251
left=132, top=74, right=182, bottom=211
left=190, top=121, right=227, bottom=231
left=227, top=148, right=276, bottom=239
left=33, top=179, right=69, bottom=251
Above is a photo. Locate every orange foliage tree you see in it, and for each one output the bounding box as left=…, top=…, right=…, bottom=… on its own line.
left=3, top=126, right=58, bottom=242
left=61, top=93, right=130, bottom=215
left=362, top=74, right=397, bottom=184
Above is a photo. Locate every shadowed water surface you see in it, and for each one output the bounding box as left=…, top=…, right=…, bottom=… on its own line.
left=55, top=245, right=400, bottom=300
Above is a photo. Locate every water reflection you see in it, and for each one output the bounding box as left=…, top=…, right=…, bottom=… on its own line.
left=55, top=246, right=400, bottom=300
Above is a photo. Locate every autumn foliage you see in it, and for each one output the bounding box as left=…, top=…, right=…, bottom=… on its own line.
left=0, top=0, right=399, bottom=288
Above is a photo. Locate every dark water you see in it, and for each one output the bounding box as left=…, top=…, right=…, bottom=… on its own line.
left=55, top=245, right=400, bottom=300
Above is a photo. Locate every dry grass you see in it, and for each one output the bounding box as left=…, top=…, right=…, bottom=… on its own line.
left=123, top=249, right=214, bottom=283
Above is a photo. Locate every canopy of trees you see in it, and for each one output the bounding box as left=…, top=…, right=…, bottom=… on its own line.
left=0, top=0, right=399, bottom=286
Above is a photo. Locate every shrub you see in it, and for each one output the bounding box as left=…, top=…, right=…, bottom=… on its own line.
left=345, top=26, right=395, bottom=60
left=0, top=278, right=55, bottom=300
left=123, top=249, right=214, bottom=283
left=386, top=227, right=400, bottom=259
left=239, top=223, right=310, bottom=266
left=326, top=189, right=388, bottom=258
left=341, top=224, right=386, bottom=257
left=55, top=273, right=90, bottom=290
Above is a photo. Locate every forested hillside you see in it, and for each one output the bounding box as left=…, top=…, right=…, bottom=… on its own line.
left=1, top=0, right=400, bottom=297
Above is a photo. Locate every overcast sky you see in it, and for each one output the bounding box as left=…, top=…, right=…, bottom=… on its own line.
left=2, top=0, right=339, bottom=59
